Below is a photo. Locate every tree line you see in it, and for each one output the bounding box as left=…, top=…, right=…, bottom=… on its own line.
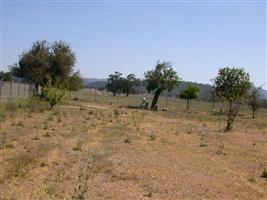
left=106, top=60, right=263, bottom=132
left=0, top=40, right=264, bottom=131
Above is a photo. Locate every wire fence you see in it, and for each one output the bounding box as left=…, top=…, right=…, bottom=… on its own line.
left=0, top=80, right=41, bottom=102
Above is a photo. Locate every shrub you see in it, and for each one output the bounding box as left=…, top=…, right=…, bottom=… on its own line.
left=0, top=105, right=6, bottom=122
left=43, top=85, right=66, bottom=109
left=24, top=97, right=49, bottom=112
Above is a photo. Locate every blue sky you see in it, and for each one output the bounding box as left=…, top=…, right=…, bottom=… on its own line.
left=0, top=0, right=266, bottom=88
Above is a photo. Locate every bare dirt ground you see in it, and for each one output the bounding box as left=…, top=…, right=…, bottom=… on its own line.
left=0, top=100, right=267, bottom=200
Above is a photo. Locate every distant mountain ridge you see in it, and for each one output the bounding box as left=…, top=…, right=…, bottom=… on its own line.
left=83, top=78, right=267, bottom=100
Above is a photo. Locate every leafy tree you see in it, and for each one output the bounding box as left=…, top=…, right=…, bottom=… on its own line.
left=0, top=71, right=12, bottom=81
left=248, top=85, right=261, bottom=119
left=10, top=40, right=76, bottom=92
left=144, top=61, right=181, bottom=110
left=106, top=71, right=123, bottom=96
left=213, top=67, right=251, bottom=131
left=49, top=41, right=76, bottom=86
left=68, top=71, right=83, bottom=91
left=179, top=84, right=200, bottom=113
left=10, top=40, right=50, bottom=92
left=122, top=74, right=139, bottom=96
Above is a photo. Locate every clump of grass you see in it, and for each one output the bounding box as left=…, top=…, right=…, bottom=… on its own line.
left=148, top=134, right=156, bottom=141
left=73, top=97, right=79, bottom=101
left=113, top=109, right=119, bottom=118
left=199, top=143, right=208, bottom=147
left=80, top=107, right=86, bottom=111
left=0, top=132, right=7, bottom=149
left=57, top=116, right=62, bottom=122
left=261, top=168, right=267, bottom=179
left=16, top=121, right=24, bottom=127
left=43, top=132, right=51, bottom=137
left=47, top=115, right=53, bottom=121
left=52, top=110, right=60, bottom=116
left=123, top=136, right=131, bottom=144
left=73, top=139, right=82, bottom=151
left=43, top=123, right=49, bottom=130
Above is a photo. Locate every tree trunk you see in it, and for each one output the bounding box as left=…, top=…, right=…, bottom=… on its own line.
left=225, top=101, right=240, bottom=132
left=252, top=109, right=255, bottom=119
left=112, top=91, right=116, bottom=96
left=186, top=98, right=189, bottom=113
left=151, top=88, right=161, bottom=110
left=34, top=83, right=39, bottom=96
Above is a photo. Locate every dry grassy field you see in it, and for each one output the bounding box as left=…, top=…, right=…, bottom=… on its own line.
left=0, top=89, right=267, bottom=200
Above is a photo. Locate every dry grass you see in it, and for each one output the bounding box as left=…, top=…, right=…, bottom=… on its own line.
left=0, top=91, right=266, bottom=199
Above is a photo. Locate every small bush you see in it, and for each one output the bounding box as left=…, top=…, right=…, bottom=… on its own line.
left=24, top=97, right=49, bottom=112
left=43, top=85, right=66, bottom=109
left=0, top=106, right=6, bottom=122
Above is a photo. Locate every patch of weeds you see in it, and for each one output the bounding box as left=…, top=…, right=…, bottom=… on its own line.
left=72, top=195, right=85, bottom=200
left=43, top=132, right=51, bottom=137
left=57, top=117, right=62, bottom=122
left=88, top=110, right=94, bottom=115
left=52, top=110, right=60, bottom=116
left=73, top=97, right=79, bottom=101
left=199, top=143, right=208, bottom=147
left=43, top=123, right=49, bottom=130
left=148, top=134, right=156, bottom=141
left=47, top=115, right=53, bottom=121
left=261, top=169, right=267, bottom=179
left=123, top=136, right=132, bottom=144
left=27, top=113, right=33, bottom=118
left=0, top=132, right=7, bottom=149
left=80, top=107, right=86, bottom=111
left=4, top=153, right=37, bottom=180
left=113, top=109, right=119, bottom=118
left=16, top=121, right=24, bottom=127
left=143, top=192, right=153, bottom=198
left=73, top=137, right=83, bottom=151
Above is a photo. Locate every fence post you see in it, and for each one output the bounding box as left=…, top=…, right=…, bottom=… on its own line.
left=18, top=81, right=20, bottom=98
left=0, top=81, right=2, bottom=103
left=24, top=84, right=26, bottom=98
left=9, top=81, right=13, bottom=99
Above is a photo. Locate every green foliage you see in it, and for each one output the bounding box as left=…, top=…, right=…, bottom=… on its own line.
left=213, top=67, right=251, bottom=131
left=121, top=74, right=139, bottom=96
left=145, top=61, right=180, bottom=92
left=10, top=40, right=76, bottom=90
left=144, top=61, right=181, bottom=109
left=0, top=71, right=12, bottom=81
left=106, top=71, right=123, bottom=96
left=248, top=85, right=262, bottom=118
left=68, top=71, right=83, bottom=91
left=179, top=84, right=200, bottom=100
left=213, top=67, right=251, bottom=101
left=43, top=84, right=66, bottom=109
left=179, top=84, right=200, bottom=112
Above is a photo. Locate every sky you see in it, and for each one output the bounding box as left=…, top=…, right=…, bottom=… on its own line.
left=0, top=0, right=266, bottom=88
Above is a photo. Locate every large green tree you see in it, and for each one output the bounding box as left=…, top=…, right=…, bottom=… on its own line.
left=179, top=84, right=200, bottom=113
left=122, top=74, right=139, bottom=96
left=11, top=40, right=50, bottom=91
left=145, top=61, right=181, bottom=110
left=68, top=71, right=84, bottom=91
left=213, top=67, right=251, bottom=131
left=106, top=71, right=123, bottom=96
left=10, top=40, right=76, bottom=92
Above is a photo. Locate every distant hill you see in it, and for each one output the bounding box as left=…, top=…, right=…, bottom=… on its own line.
left=83, top=78, right=267, bottom=100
